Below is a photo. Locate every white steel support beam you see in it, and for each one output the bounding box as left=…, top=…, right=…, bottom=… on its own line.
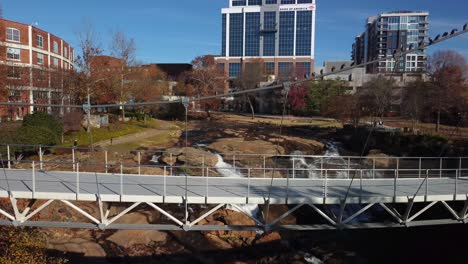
left=379, top=203, right=403, bottom=223
left=146, top=202, right=184, bottom=227
left=407, top=201, right=438, bottom=223
left=269, top=204, right=304, bottom=227
left=106, top=202, right=141, bottom=226
left=440, top=201, right=460, bottom=220
left=0, top=208, right=15, bottom=221
left=231, top=204, right=264, bottom=226
left=61, top=200, right=100, bottom=225
left=342, top=203, right=375, bottom=225
left=308, top=204, right=336, bottom=226
left=189, top=204, right=225, bottom=228
left=22, top=200, right=54, bottom=222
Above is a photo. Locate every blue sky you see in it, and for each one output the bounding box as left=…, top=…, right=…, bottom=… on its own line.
left=2, top=0, right=467, bottom=66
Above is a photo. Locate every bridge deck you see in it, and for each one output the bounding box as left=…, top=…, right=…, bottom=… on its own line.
left=1, top=169, right=467, bottom=204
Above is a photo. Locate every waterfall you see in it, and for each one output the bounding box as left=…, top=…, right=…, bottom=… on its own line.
left=214, top=154, right=261, bottom=220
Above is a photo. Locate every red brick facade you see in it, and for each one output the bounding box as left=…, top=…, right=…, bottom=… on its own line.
left=0, top=18, right=74, bottom=120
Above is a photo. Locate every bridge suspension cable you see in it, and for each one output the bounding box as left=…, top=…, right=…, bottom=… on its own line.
left=0, top=25, right=466, bottom=110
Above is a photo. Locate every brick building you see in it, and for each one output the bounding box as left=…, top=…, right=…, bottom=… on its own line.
left=0, top=18, right=74, bottom=120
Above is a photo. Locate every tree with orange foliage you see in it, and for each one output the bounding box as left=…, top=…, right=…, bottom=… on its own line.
left=235, top=58, right=265, bottom=119
left=428, top=50, right=467, bottom=131
left=186, top=55, right=226, bottom=118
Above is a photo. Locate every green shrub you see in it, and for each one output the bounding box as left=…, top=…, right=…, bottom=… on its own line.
left=23, top=112, right=63, bottom=138
left=14, top=126, right=60, bottom=153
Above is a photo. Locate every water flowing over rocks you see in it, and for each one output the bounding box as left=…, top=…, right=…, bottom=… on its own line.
left=161, top=147, right=218, bottom=167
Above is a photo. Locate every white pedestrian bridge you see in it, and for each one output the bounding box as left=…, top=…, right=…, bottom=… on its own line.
left=0, top=146, right=467, bottom=231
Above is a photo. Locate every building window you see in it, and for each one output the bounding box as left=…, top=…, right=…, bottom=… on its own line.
left=297, top=0, right=313, bottom=3
left=53, top=41, right=59, bottom=53
left=278, top=62, right=293, bottom=79
left=232, top=0, right=246, bottom=6
left=7, top=67, right=21, bottom=79
left=6, top=48, right=21, bottom=61
left=281, top=0, right=295, bottom=4
left=37, top=53, right=44, bottom=65
left=229, top=63, right=241, bottom=78
left=265, top=62, right=275, bottom=75
left=266, top=0, right=277, bottom=3
left=248, top=0, right=262, bottom=5
left=263, top=12, right=276, bottom=56
left=296, top=62, right=311, bottom=78
left=53, top=57, right=59, bottom=68
left=64, top=47, right=68, bottom=58
left=37, top=35, right=44, bottom=48
left=229, top=13, right=244, bottom=57
left=279, top=11, right=295, bottom=56
left=245, top=12, right=260, bottom=56
left=296, top=11, right=312, bottom=56
left=222, top=14, right=227, bottom=56
left=6, top=28, right=20, bottom=42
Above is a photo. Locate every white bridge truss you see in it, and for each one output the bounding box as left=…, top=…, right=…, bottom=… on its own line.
left=0, top=144, right=467, bottom=231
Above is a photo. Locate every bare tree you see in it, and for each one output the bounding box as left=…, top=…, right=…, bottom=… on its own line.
left=235, top=59, right=264, bottom=119
left=359, top=75, right=395, bottom=121
left=428, top=50, right=467, bottom=131
left=76, top=22, right=102, bottom=132
left=401, top=79, right=432, bottom=131
left=110, top=31, right=136, bottom=121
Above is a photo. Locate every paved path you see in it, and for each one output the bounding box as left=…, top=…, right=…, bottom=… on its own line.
left=1, top=169, right=467, bottom=205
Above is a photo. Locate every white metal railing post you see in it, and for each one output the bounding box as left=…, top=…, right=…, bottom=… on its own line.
left=202, top=156, right=205, bottom=177
left=206, top=167, right=209, bottom=198
left=359, top=170, right=363, bottom=203
left=138, top=152, right=141, bottom=175
left=439, top=158, right=443, bottom=178
left=39, top=146, right=43, bottom=170
left=394, top=169, right=397, bottom=201
left=372, top=158, right=376, bottom=179
left=292, top=158, right=295, bottom=179
left=105, top=150, right=108, bottom=174
left=72, top=147, right=76, bottom=171
left=325, top=169, right=328, bottom=199
left=459, top=157, right=462, bottom=178
left=170, top=153, right=173, bottom=176
left=120, top=164, right=123, bottom=198
left=286, top=166, right=290, bottom=204
left=425, top=169, right=429, bottom=199
left=76, top=163, right=80, bottom=199
left=163, top=166, right=167, bottom=199
left=396, top=158, right=400, bottom=180
left=347, top=157, right=351, bottom=179
left=320, top=157, right=324, bottom=178
left=32, top=161, right=35, bottom=198
left=455, top=169, right=458, bottom=200
left=419, top=158, right=422, bottom=179
left=247, top=168, right=251, bottom=203
left=7, top=145, right=11, bottom=169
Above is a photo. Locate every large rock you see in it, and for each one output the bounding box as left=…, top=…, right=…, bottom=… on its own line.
left=209, top=138, right=285, bottom=157
left=366, top=149, right=395, bottom=168
left=107, top=230, right=167, bottom=249
left=48, top=238, right=106, bottom=257
left=255, top=232, right=281, bottom=245
left=161, top=147, right=218, bottom=167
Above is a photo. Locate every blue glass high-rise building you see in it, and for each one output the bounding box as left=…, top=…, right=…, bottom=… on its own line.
left=216, top=0, right=316, bottom=79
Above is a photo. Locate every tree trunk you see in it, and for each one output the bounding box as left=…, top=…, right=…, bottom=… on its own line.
left=121, top=71, right=126, bottom=122
left=247, top=96, right=255, bottom=120
left=436, top=109, right=441, bottom=132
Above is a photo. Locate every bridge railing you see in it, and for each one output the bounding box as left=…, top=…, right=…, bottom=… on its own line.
left=1, top=143, right=468, bottom=180
left=0, top=155, right=466, bottom=203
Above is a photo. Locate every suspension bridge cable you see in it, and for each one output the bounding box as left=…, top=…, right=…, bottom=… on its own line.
left=0, top=26, right=466, bottom=110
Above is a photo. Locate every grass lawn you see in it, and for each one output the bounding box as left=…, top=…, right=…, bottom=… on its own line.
left=62, top=119, right=161, bottom=147
left=222, top=114, right=343, bottom=128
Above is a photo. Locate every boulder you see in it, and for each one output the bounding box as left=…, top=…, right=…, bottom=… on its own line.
left=107, top=230, right=167, bottom=248
left=48, top=238, right=106, bottom=257
left=161, top=147, right=218, bottom=167
left=366, top=149, right=394, bottom=168
left=255, top=232, right=281, bottom=245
